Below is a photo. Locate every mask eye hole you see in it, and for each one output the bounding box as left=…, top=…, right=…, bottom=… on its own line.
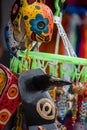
left=37, top=22, right=45, bottom=29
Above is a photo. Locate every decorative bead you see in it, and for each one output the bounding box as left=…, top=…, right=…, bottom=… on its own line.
left=60, top=93, right=66, bottom=120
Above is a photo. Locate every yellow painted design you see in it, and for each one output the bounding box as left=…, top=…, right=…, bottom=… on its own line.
left=11, top=0, right=54, bottom=71
left=12, top=0, right=54, bottom=42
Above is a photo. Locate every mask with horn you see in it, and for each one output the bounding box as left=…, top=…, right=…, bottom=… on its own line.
left=18, top=68, right=71, bottom=130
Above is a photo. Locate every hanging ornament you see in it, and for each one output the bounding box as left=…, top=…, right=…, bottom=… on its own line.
left=5, top=0, right=54, bottom=57
left=60, top=92, right=67, bottom=120
left=5, top=0, right=54, bottom=71
left=72, top=93, right=78, bottom=126
left=80, top=87, right=87, bottom=125
left=80, top=101, right=87, bottom=125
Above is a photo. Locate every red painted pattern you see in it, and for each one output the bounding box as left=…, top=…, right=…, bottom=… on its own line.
left=0, top=64, right=21, bottom=130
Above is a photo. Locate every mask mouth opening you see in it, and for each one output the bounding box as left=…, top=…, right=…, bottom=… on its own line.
left=31, top=32, right=49, bottom=42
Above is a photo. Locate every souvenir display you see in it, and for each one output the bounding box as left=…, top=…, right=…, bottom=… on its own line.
left=18, top=68, right=71, bottom=130
left=1, top=0, right=87, bottom=130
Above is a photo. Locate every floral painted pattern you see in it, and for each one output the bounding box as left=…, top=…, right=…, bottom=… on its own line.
left=30, top=14, right=49, bottom=34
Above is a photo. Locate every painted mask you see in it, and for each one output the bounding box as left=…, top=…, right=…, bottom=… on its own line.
left=11, top=0, right=54, bottom=42
left=0, top=64, right=20, bottom=130
left=18, top=68, right=71, bottom=129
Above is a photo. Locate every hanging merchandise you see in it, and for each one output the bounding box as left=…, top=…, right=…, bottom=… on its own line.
left=61, top=4, right=87, bottom=128
left=5, top=0, right=54, bottom=57
left=54, top=0, right=76, bottom=57
left=70, top=82, right=87, bottom=126
left=59, top=92, right=67, bottom=120
left=3, top=0, right=87, bottom=130
left=77, top=17, right=87, bottom=58
left=4, top=0, right=54, bottom=71
left=18, top=68, right=71, bottom=130
left=16, top=1, right=87, bottom=129
left=64, top=1, right=87, bottom=58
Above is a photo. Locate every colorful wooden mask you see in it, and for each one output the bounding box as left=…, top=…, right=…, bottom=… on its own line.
left=11, top=0, right=54, bottom=42
left=0, top=64, right=20, bottom=130
left=18, top=68, right=71, bottom=129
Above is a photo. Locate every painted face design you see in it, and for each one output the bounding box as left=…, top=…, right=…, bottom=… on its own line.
left=0, top=64, right=20, bottom=130
left=5, top=0, right=54, bottom=57
left=11, top=0, right=54, bottom=42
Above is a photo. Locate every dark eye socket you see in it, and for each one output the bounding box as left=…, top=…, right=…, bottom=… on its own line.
left=37, top=22, right=45, bottom=29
